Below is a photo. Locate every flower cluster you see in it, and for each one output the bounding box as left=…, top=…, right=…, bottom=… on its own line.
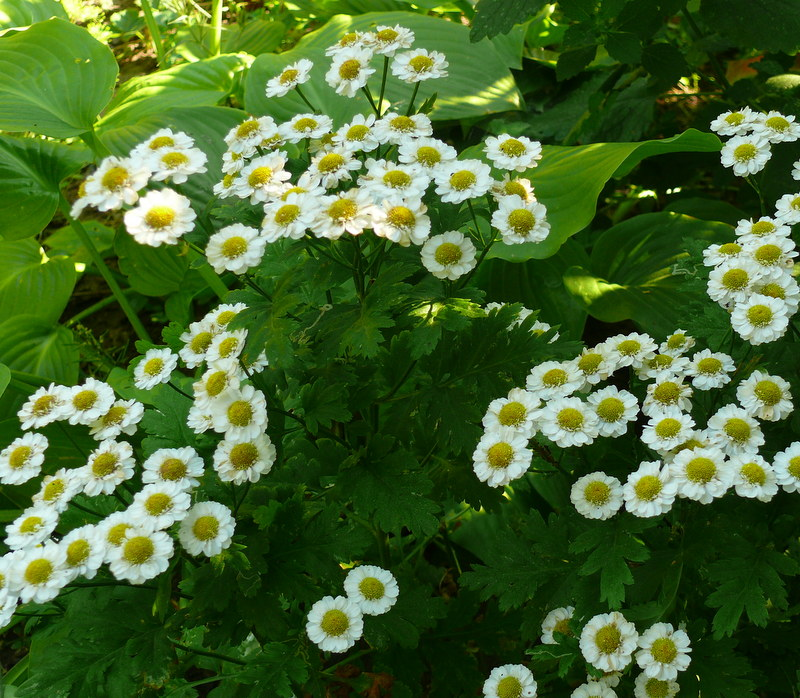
left=306, top=565, right=398, bottom=652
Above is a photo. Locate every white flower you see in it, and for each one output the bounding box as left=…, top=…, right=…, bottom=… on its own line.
left=206, top=224, right=266, bottom=275
left=373, top=112, right=432, bottom=145
left=491, top=195, right=550, bottom=244
left=539, top=397, right=600, bottom=448
left=178, top=319, right=216, bottom=368
left=709, top=107, right=757, bottom=136
left=206, top=328, right=248, bottom=367
left=311, top=188, right=376, bottom=239
left=0, top=432, right=48, bottom=485
left=178, top=501, right=235, bottom=557
left=730, top=453, right=779, bottom=501
left=752, top=110, right=800, bottom=143
left=89, top=399, right=145, bottom=441
left=736, top=370, right=793, bottom=421
left=641, top=378, right=693, bottom=417
left=587, top=386, right=639, bottom=438
left=186, top=404, right=214, bottom=434
left=148, top=147, right=207, bottom=184
left=659, top=329, right=695, bottom=357
left=83, top=156, right=151, bottom=211
left=702, top=240, right=743, bottom=267
left=213, top=434, right=276, bottom=484
left=192, top=363, right=241, bottom=409
left=133, top=348, right=178, bottom=390
left=684, top=349, right=735, bottom=390
left=131, top=129, right=195, bottom=159
left=472, top=428, right=532, bottom=488
left=482, top=665, right=537, bottom=698
left=360, top=158, right=430, bottom=202
left=306, top=595, right=364, bottom=653
left=332, top=113, right=380, bottom=153
left=224, top=116, right=279, bottom=157
left=18, top=383, right=68, bottom=430
left=633, top=673, right=680, bottom=698
left=434, top=159, right=493, bottom=204
left=398, top=137, right=457, bottom=171
left=570, top=345, right=616, bottom=389
left=280, top=113, right=334, bottom=143
left=635, top=623, right=691, bottom=681
left=81, top=439, right=136, bottom=497
left=482, top=388, right=541, bottom=437
left=774, top=192, right=800, bottom=224
left=234, top=152, right=291, bottom=203
left=265, top=58, right=313, bottom=98
left=32, top=468, right=83, bottom=512
left=707, top=258, right=763, bottom=306
left=108, top=528, right=174, bottom=584
left=735, top=216, right=791, bottom=243
left=753, top=271, right=800, bottom=315
left=579, top=611, right=639, bottom=673
left=719, top=134, right=771, bottom=176
left=326, top=47, right=376, bottom=97
left=306, top=149, right=363, bottom=189
left=211, top=384, right=268, bottom=441
left=369, top=25, right=414, bottom=56
left=124, top=188, right=196, bottom=246
left=142, top=447, right=205, bottom=489
left=485, top=134, right=543, bottom=172
left=262, top=192, right=320, bottom=242
left=774, top=442, right=800, bottom=492
left=65, top=378, right=115, bottom=426
left=343, top=565, right=399, bottom=615
left=221, top=149, right=245, bottom=175
left=605, top=332, right=657, bottom=368
left=731, top=293, right=790, bottom=344
left=213, top=173, right=238, bottom=198
left=5, top=506, right=59, bottom=550
left=370, top=197, right=431, bottom=247
left=623, top=461, right=678, bottom=518
left=97, top=511, right=138, bottom=556
left=325, top=31, right=372, bottom=56
left=391, top=48, right=448, bottom=82
left=570, top=472, right=623, bottom=520
left=492, top=174, right=537, bottom=203
left=420, top=231, right=477, bottom=280
left=641, top=408, right=696, bottom=452
left=61, top=525, right=106, bottom=581
left=129, top=481, right=192, bottom=530
left=668, top=446, right=731, bottom=503
left=706, top=404, right=764, bottom=456
left=541, top=606, right=575, bottom=644
left=744, top=235, right=797, bottom=276
left=571, top=682, right=616, bottom=698
left=11, top=542, right=69, bottom=604
left=526, top=360, right=583, bottom=400
left=635, top=353, right=690, bottom=381
left=205, top=302, right=248, bottom=332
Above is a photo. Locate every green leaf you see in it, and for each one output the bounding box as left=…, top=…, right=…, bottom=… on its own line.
left=245, top=12, right=521, bottom=124
left=682, top=636, right=759, bottom=698
left=365, top=583, right=446, bottom=650
left=138, top=389, right=197, bottom=454
left=175, top=19, right=286, bottom=60
left=0, top=18, right=117, bottom=137
left=0, top=316, right=78, bottom=384
left=114, top=230, right=189, bottom=297
left=283, top=379, right=352, bottom=434
left=470, top=0, right=548, bottom=41
left=234, top=644, right=308, bottom=697
left=556, top=45, right=597, bottom=81
left=641, top=42, right=690, bottom=86
left=0, top=363, right=10, bottom=400
left=561, top=212, right=732, bottom=336
left=485, top=129, right=722, bottom=261
left=0, top=0, right=67, bottom=29
left=0, top=135, right=89, bottom=241
left=0, top=239, right=77, bottom=323
left=699, top=0, right=800, bottom=53
left=605, top=31, right=642, bottom=64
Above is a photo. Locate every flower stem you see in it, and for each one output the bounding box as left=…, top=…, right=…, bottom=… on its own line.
left=139, top=0, right=167, bottom=68
left=295, top=85, right=319, bottom=113
left=209, top=0, right=223, bottom=56
left=171, top=639, right=246, bottom=666
left=377, top=56, right=390, bottom=116
left=361, top=84, right=381, bottom=116
left=405, top=82, right=421, bottom=116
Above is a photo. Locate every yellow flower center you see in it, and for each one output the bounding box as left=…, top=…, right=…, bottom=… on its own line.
left=644, top=678, right=669, bottom=698
left=741, top=462, right=766, bottom=485
left=746, top=304, right=773, bottom=327
left=279, top=68, right=298, bottom=84
left=409, top=55, right=434, bottom=73
left=327, top=198, right=358, bottom=221
left=318, top=153, right=345, bottom=173
left=723, top=417, right=751, bottom=443
left=416, top=146, right=440, bottom=167
left=67, top=539, right=91, bottom=566
left=32, top=394, right=56, bottom=416
left=759, top=283, right=785, bottom=300
left=144, top=206, right=176, bottom=230
left=666, top=333, right=686, bottom=349
left=755, top=243, right=782, bottom=265
left=383, top=170, right=412, bottom=188
left=486, top=442, right=514, bottom=469
left=507, top=209, right=535, bottom=234
left=143, top=357, right=164, bottom=376
left=596, top=397, right=624, bottom=422
left=788, top=456, right=800, bottom=479
left=19, top=516, right=43, bottom=534
left=697, top=357, right=722, bottom=375
left=24, top=559, right=53, bottom=585
left=594, top=624, right=622, bottom=654
left=230, top=442, right=259, bottom=470
left=205, top=371, right=229, bottom=397
left=634, top=475, right=662, bottom=501
left=193, top=516, right=220, bottom=541
left=556, top=407, right=583, bottom=431
left=754, top=380, right=782, bottom=405
left=650, top=354, right=674, bottom=370
left=9, top=446, right=31, bottom=469
left=101, top=405, right=127, bottom=426
left=498, top=401, right=526, bottom=426
left=617, top=339, right=641, bottom=356
left=718, top=242, right=741, bottom=255
left=293, top=117, right=319, bottom=132
left=221, top=236, right=248, bottom=259
left=733, top=143, right=757, bottom=162
left=92, top=452, right=119, bottom=477
left=358, top=576, right=385, bottom=600
left=725, top=112, right=745, bottom=125
left=686, top=457, right=716, bottom=483
left=376, top=28, right=398, bottom=42
left=221, top=174, right=236, bottom=188
left=449, top=170, right=476, bottom=191
left=577, top=352, right=602, bottom=374
left=650, top=637, right=678, bottom=664
left=499, top=138, right=526, bottom=157
left=553, top=618, right=571, bottom=636
left=320, top=609, right=349, bottom=636
left=218, top=336, right=240, bottom=358
left=236, top=120, right=260, bottom=138
left=227, top=400, right=254, bottom=427
left=160, top=457, right=187, bottom=480
left=123, top=536, right=155, bottom=564
left=722, top=268, right=750, bottom=292
left=346, top=124, right=369, bottom=141
left=161, top=151, right=189, bottom=168
left=217, top=310, right=236, bottom=326
left=101, top=166, right=129, bottom=190
left=496, top=676, right=523, bottom=698
left=248, top=166, right=273, bottom=187
left=654, top=418, right=682, bottom=439
left=386, top=206, right=416, bottom=229
left=583, top=480, right=610, bottom=505
left=107, top=522, right=132, bottom=546
left=338, top=59, right=362, bottom=80
left=434, top=242, right=462, bottom=265
left=275, top=204, right=301, bottom=225
left=791, top=195, right=800, bottom=210
left=145, top=492, right=172, bottom=515
left=339, top=32, right=358, bottom=46
left=751, top=220, right=775, bottom=235
left=653, top=381, right=681, bottom=405
left=190, top=331, right=213, bottom=354
left=73, top=389, right=98, bottom=411
left=766, top=115, right=790, bottom=131
left=149, top=136, right=175, bottom=149
left=541, top=368, right=567, bottom=387
left=42, top=479, right=65, bottom=501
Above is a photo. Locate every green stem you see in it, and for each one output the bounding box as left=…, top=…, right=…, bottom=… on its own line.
left=79, top=129, right=111, bottom=159
left=171, top=639, right=246, bottom=666
left=139, top=0, right=167, bottom=68
left=66, top=291, right=133, bottom=327
left=294, top=85, right=319, bottom=113
left=323, top=648, right=372, bottom=675
left=60, top=196, right=152, bottom=342
left=377, top=56, right=390, bottom=116
left=405, top=82, right=421, bottom=116
left=209, top=0, right=223, bottom=56
left=361, top=84, right=380, bottom=116
left=745, top=176, right=767, bottom=217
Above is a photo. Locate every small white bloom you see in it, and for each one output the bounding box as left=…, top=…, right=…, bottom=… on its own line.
left=265, top=58, right=313, bottom=98
left=18, top=383, right=68, bottom=430
left=635, top=353, right=690, bottom=381
left=579, top=611, right=639, bottom=673
left=669, top=446, right=731, bottom=503
left=526, top=360, right=583, bottom=400
left=719, top=134, right=771, bottom=176
left=178, top=501, right=235, bottom=557
left=774, top=442, right=800, bottom=492
left=752, top=271, right=800, bottom=315
left=81, top=439, right=136, bottom=497
left=262, top=192, right=320, bottom=242
left=109, top=528, right=174, bottom=584
left=224, top=116, right=279, bottom=157
left=148, top=147, right=207, bottom=184
left=482, top=664, right=537, bottom=698
left=730, top=453, right=779, bottom=501
left=131, top=129, right=195, bottom=159
left=710, top=107, right=757, bottom=136
left=633, top=673, right=680, bottom=698
left=420, top=231, right=477, bottom=280
left=641, top=408, right=696, bottom=452
left=213, top=173, right=239, bottom=199
left=206, top=224, right=266, bottom=275
left=65, top=378, right=115, bottom=426
left=213, top=434, right=276, bottom=484
left=707, top=258, right=764, bottom=307
left=641, top=378, right=693, bottom=418
left=96, top=512, right=140, bottom=559
left=369, top=25, right=414, bottom=56
left=736, top=370, right=793, bottom=421
left=735, top=216, right=791, bottom=243
left=124, top=188, right=196, bottom=246
left=434, top=159, right=493, bottom=204
left=206, top=328, right=248, bottom=367
left=325, top=31, right=372, bottom=56
left=142, top=446, right=205, bottom=489
left=605, top=332, right=657, bottom=368
left=571, top=472, right=623, bottom=520
left=485, top=134, right=543, bottom=172
left=360, top=158, right=430, bottom=202
left=83, top=156, right=151, bottom=211
left=370, top=197, right=431, bottom=247
left=539, top=397, right=600, bottom=448
left=326, top=47, right=376, bottom=97
left=5, top=506, right=59, bottom=550
left=11, top=542, right=69, bottom=604
left=192, top=363, right=241, bottom=410
left=571, top=682, right=616, bottom=698
left=178, top=319, right=216, bottom=368
left=0, top=432, right=48, bottom=485
left=211, top=384, right=268, bottom=441
left=280, top=113, right=333, bottom=143
left=235, top=152, right=291, bottom=203
left=706, top=404, right=764, bottom=456
left=221, top=150, right=245, bottom=175
left=491, top=174, right=537, bottom=203
left=306, top=595, right=364, bottom=653
left=398, top=137, right=457, bottom=171
left=306, top=149, right=363, bottom=189
left=482, top=388, right=540, bottom=437
left=744, top=235, right=797, bottom=276
left=32, top=468, right=83, bottom=512
left=311, top=188, right=376, bottom=239
left=133, top=348, right=178, bottom=390
left=391, top=48, right=448, bottom=83
left=623, top=461, right=678, bottom=518
left=472, top=428, right=532, bottom=488
left=129, top=481, right=192, bottom=530
left=752, top=110, right=800, bottom=143
left=61, top=524, right=106, bottom=581
left=373, top=112, right=432, bottom=145
left=332, top=113, right=380, bottom=153
left=541, top=606, right=575, bottom=644
left=570, top=345, right=616, bottom=389
left=774, top=192, right=800, bottom=224
left=731, top=293, right=789, bottom=344
left=702, top=240, right=743, bottom=267
left=587, top=386, right=639, bottom=438
left=635, top=623, right=691, bottom=681
left=684, top=349, right=735, bottom=390
left=343, top=564, right=399, bottom=616
left=659, top=329, right=695, bottom=357
left=89, top=399, right=145, bottom=441
left=491, top=195, right=550, bottom=244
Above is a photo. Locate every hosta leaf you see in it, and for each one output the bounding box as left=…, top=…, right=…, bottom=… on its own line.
left=114, top=230, right=189, bottom=297
left=0, top=316, right=78, bottom=384
left=0, top=0, right=67, bottom=30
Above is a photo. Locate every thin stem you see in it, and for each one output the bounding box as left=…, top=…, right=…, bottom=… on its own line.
left=405, top=82, right=421, bottom=116
left=323, top=648, right=372, bottom=675
left=139, top=0, right=167, bottom=68
left=361, top=84, right=381, bottom=116
left=66, top=292, right=125, bottom=327
left=377, top=56, right=390, bottom=116
left=745, top=176, right=767, bottom=217
left=294, top=85, right=319, bottom=113
left=234, top=481, right=251, bottom=517
left=60, top=196, right=152, bottom=342
left=167, top=381, right=193, bottom=400
left=209, top=0, right=223, bottom=56
left=171, top=639, right=246, bottom=666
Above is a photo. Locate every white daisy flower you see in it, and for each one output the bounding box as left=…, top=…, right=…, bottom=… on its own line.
left=205, top=328, right=248, bottom=367
left=571, top=682, right=616, bottom=698
left=11, top=542, right=69, bottom=604
left=61, top=524, right=106, bottom=581
left=186, top=403, right=214, bottom=434
left=434, top=159, right=493, bottom=204
left=571, top=472, right=623, bottom=520
left=641, top=408, right=696, bottom=452
left=635, top=623, right=691, bottom=681
left=124, top=188, right=196, bottom=247
left=659, top=329, right=695, bottom=357
left=360, top=158, right=430, bottom=202
left=234, top=152, right=291, bottom=204
left=710, top=107, right=757, bottom=136
left=684, top=349, right=735, bottom=390
left=719, top=134, right=771, bottom=176
left=370, top=197, right=431, bottom=247
left=65, top=378, right=115, bottom=426
left=635, top=353, right=691, bottom=381
left=579, top=611, right=639, bottom=673
left=587, top=386, right=639, bottom=438
left=325, top=31, right=371, bottom=56
left=736, top=370, right=793, bottom=421
left=224, top=116, right=278, bottom=157
left=753, top=272, right=800, bottom=315
left=0, top=432, right=48, bottom=485
left=311, top=188, right=376, bottom=239
left=731, top=294, right=789, bottom=344
left=530, top=320, right=560, bottom=342
left=18, top=383, right=68, bottom=430
left=325, top=47, right=376, bottom=98
left=280, top=113, right=334, bottom=143
left=265, top=58, right=313, bottom=98
left=570, top=345, right=616, bottom=389
left=178, top=319, right=216, bottom=368
left=491, top=195, right=550, bottom=244
left=148, top=147, right=207, bottom=184
left=205, top=302, right=248, bottom=332
left=491, top=174, right=537, bottom=203
left=213, top=173, right=238, bottom=198
left=70, top=176, right=93, bottom=218
left=706, top=404, right=764, bottom=456
left=706, top=258, right=764, bottom=307
left=306, top=595, right=364, bottom=653
left=482, top=664, right=537, bottom=698
left=623, top=461, right=678, bottom=518
left=109, top=528, right=174, bottom=584
left=540, top=606, right=575, bottom=644
left=605, top=332, right=657, bottom=369
left=206, top=224, right=266, bottom=275
left=373, top=112, right=432, bottom=145
left=332, top=113, right=380, bottom=153
left=262, top=192, right=320, bottom=242
left=391, top=48, right=448, bottom=82
left=192, top=363, right=241, bottom=410
left=133, top=348, right=178, bottom=390
left=97, top=511, right=139, bottom=557
left=482, top=388, right=540, bottom=437
left=633, top=673, right=680, bottom=698
left=5, top=506, right=59, bottom=550
left=774, top=442, right=800, bottom=492
left=369, top=25, right=414, bottom=56
left=526, top=360, right=583, bottom=400
left=730, top=453, right=779, bottom=502
left=178, top=501, right=235, bottom=557
left=744, top=235, right=797, bottom=275
left=32, top=468, right=83, bottom=512
left=484, top=134, right=543, bottom=173
left=668, top=446, right=731, bottom=503
left=89, top=399, right=145, bottom=441
left=129, top=481, right=192, bottom=530
left=81, top=439, right=136, bottom=497
left=306, top=149, right=363, bottom=189
left=142, top=447, right=204, bottom=489
left=641, top=377, right=693, bottom=417
left=774, top=192, right=800, bottom=224
left=221, top=150, right=245, bottom=175
left=131, top=129, right=195, bottom=159
left=420, top=231, right=477, bottom=280
left=343, top=564, right=399, bottom=616
left=735, top=216, right=791, bottom=242
left=702, top=240, right=743, bottom=267
left=213, top=434, right=276, bottom=484
left=83, top=156, right=151, bottom=212
left=210, top=384, right=268, bottom=441
left=539, top=397, right=600, bottom=448
left=398, top=137, right=457, bottom=171
left=752, top=110, right=800, bottom=143
left=472, top=428, right=532, bottom=488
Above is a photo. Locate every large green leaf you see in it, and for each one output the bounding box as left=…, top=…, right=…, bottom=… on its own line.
left=0, top=316, right=78, bottom=384
left=0, top=363, right=9, bottom=400
left=244, top=11, right=521, bottom=124
left=0, top=240, right=76, bottom=323
left=0, top=18, right=117, bottom=137
left=0, top=0, right=67, bottom=29
left=0, top=135, right=90, bottom=241
left=175, top=19, right=286, bottom=61
left=562, top=212, right=731, bottom=336
left=486, top=129, right=722, bottom=261
left=115, top=230, right=189, bottom=297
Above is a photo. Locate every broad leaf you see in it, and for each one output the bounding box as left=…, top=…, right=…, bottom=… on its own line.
left=0, top=18, right=117, bottom=137
left=470, top=0, right=547, bottom=40
left=0, top=316, right=78, bottom=384
left=175, top=19, right=285, bottom=61
left=0, top=0, right=67, bottom=29
left=115, top=230, right=189, bottom=297
left=0, top=363, right=9, bottom=400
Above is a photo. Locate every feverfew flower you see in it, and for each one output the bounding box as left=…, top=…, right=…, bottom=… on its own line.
left=83, top=156, right=150, bottom=211
left=685, top=349, right=735, bottom=390
left=306, top=595, right=364, bottom=653
left=492, top=174, right=537, bottom=203
left=482, top=665, right=537, bottom=698
left=587, top=386, right=639, bottom=438
left=235, top=152, right=291, bottom=203
left=730, top=453, right=779, bottom=501
left=5, top=506, right=59, bottom=550
left=623, top=461, right=678, bottom=518
left=719, top=134, right=771, bottom=176
left=312, top=189, right=376, bottom=240
left=360, top=158, right=430, bottom=202
left=178, top=501, right=235, bottom=556
left=640, top=408, right=696, bottom=453
left=736, top=370, right=793, bottom=421
left=89, top=399, right=145, bottom=441
left=369, top=25, right=414, bottom=56
left=97, top=511, right=137, bottom=555
left=539, top=397, right=599, bottom=448
left=263, top=192, right=320, bottom=242
left=206, top=328, right=248, bottom=367
left=192, top=363, right=241, bottom=409
left=142, top=447, right=205, bottom=489
left=491, top=195, right=550, bottom=244
left=307, top=149, right=363, bottom=189
left=707, top=258, right=763, bottom=306
left=206, top=224, right=266, bottom=275
left=109, top=528, right=174, bottom=584
left=636, top=353, right=690, bottom=381
left=485, top=134, right=543, bottom=172
left=707, top=405, right=764, bottom=456
left=213, top=434, right=276, bottom=484
left=0, top=432, right=48, bottom=485
left=752, top=110, right=800, bottom=143
left=65, top=378, right=115, bottom=426
left=774, top=442, right=800, bottom=492
left=668, top=446, right=731, bottom=504
left=420, top=231, right=477, bottom=280
left=635, top=623, right=691, bottom=681
left=61, top=525, right=106, bottom=581
left=211, top=384, right=268, bottom=441
left=179, top=320, right=216, bottom=368
left=710, top=107, right=757, bottom=136
left=571, top=683, right=616, bottom=698
left=280, top=113, right=333, bottom=143
left=129, top=481, right=192, bottom=530
left=745, top=235, right=797, bottom=275
left=735, top=216, right=791, bottom=242
left=332, top=114, right=380, bottom=153
left=541, top=606, right=575, bottom=644
left=434, top=159, right=493, bottom=204
left=398, top=137, right=457, bottom=171
left=18, top=384, right=68, bottom=430
left=133, top=348, right=178, bottom=390
left=32, top=468, right=82, bottom=512
left=12, top=543, right=69, bottom=604
left=526, top=361, right=583, bottom=400
left=482, top=388, right=540, bottom=437
left=731, top=293, right=789, bottom=344
left=124, top=188, right=196, bottom=246
left=659, top=330, right=695, bottom=357
left=702, top=240, right=743, bottom=267
left=570, top=472, right=623, bottom=520
left=605, top=333, right=657, bottom=368
left=344, top=565, right=399, bottom=616
left=579, top=611, right=639, bottom=673
left=373, top=112, right=432, bottom=145
left=472, top=428, right=532, bottom=488
left=325, top=31, right=371, bottom=56
left=641, top=377, right=693, bottom=417
left=774, top=192, right=800, bottom=224
left=753, top=272, right=800, bottom=315
left=391, top=48, right=448, bottom=83
left=81, top=439, right=136, bottom=497
left=224, top=116, right=278, bottom=156
left=633, top=674, right=679, bottom=698
left=370, top=198, right=431, bottom=246
left=148, top=147, right=207, bottom=184
left=325, top=48, right=375, bottom=98
left=265, top=58, right=313, bottom=98
left=571, top=345, right=616, bottom=389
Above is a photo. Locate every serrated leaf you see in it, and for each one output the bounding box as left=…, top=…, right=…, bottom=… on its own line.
left=364, top=584, right=446, bottom=650
left=284, top=379, right=352, bottom=434
left=682, top=636, right=759, bottom=698
left=470, top=0, right=548, bottom=40
left=234, top=643, right=308, bottom=696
